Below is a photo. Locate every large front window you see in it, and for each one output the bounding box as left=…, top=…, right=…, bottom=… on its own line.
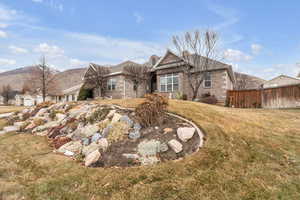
left=160, top=73, right=179, bottom=92
left=107, top=79, right=116, bottom=90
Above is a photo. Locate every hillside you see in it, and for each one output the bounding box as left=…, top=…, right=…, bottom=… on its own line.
left=0, top=99, right=299, bottom=199
left=0, top=67, right=86, bottom=93
left=0, top=66, right=40, bottom=91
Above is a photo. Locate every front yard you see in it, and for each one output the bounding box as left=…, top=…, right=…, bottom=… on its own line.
left=0, top=100, right=299, bottom=200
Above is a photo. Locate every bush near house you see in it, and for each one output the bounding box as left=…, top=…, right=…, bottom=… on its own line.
left=77, top=87, right=93, bottom=101
left=135, top=94, right=168, bottom=127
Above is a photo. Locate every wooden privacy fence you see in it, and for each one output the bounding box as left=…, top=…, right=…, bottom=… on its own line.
left=227, top=84, right=300, bottom=109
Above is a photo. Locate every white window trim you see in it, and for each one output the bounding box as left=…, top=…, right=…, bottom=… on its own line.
left=160, top=73, right=179, bottom=92
left=203, top=72, right=212, bottom=89
left=107, top=79, right=117, bottom=91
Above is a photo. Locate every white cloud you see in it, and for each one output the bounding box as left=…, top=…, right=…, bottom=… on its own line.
left=34, top=43, right=64, bottom=57
left=133, top=12, right=144, bottom=24
left=0, top=30, right=7, bottom=38
left=251, top=44, right=263, bottom=55
left=0, top=23, right=8, bottom=28
left=69, top=58, right=88, bottom=67
left=223, top=49, right=252, bottom=62
left=0, top=58, right=16, bottom=66
left=9, top=45, right=28, bottom=54
left=67, top=32, right=164, bottom=63
left=32, top=0, right=43, bottom=3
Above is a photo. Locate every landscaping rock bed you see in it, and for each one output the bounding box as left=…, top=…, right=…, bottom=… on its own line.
left=0, top=101, right=203, bottom=167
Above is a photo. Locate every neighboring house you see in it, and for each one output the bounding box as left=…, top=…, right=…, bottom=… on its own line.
left=262, top=75, right=300, bottom=89
left=83, top=50, right=235, bottom=103
left=84, top=61, right=149, bottom=99
left=151, top=50, right=235, bottom=103
left=54, top=84, right=82, bottom=103
left=15, top=93, right=53, bottom=106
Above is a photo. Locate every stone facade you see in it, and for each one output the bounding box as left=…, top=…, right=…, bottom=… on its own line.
left=93, top=74, right=147, bottom=99
left=156, top=68, right=233, bottom=102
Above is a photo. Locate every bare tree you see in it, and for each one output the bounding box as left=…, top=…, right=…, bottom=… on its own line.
left=172, top=30, right=220, bottom=100
left=235, top=73, right=248, bottom=90
left=30, top=56, right=56, bottom=102
left=84, top=64, right=111, bottom=97
left=1, top=85, right=12, bottom=105
left=123, top=63, right=150, bottom=98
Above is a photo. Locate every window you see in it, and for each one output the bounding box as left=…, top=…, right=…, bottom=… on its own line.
left=160, top=74, right=179, bottom=92
left=107, top=79, right=116, bottom=90
left=203, top=72, right=212, bottom=88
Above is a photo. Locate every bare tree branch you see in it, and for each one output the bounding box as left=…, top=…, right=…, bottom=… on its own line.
left=123, top=63, right=150, bottom=98
left=84, top=64, right=111, bottom=97
left=172, top=29, right=220, bottom=100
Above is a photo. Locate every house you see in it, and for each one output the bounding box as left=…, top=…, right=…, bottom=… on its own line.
left=151, top=50, right=235, bottom=102
left=84, top=61, right=149, bottom=99
left=15, top=93, right=53, bottom=106
left=83, top=50, right=236, bottom=103
left=262, top=75, right=300, bottom=89
left=54, top=84, right=82, bottom=103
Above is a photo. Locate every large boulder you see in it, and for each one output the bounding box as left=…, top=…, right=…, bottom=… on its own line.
left=107, top=110, right=116, bottom=118
left=35, top=108, right=47, bottom=117
left=111, top=113, right=122, bottom=123
left=137, top=140, right=161, bottom=156
left=82, top=142, right=99, bottom=156
left=81, top=124, right=99, bottom=137
left=85, top=150, right=101, bottom=167
left=3, top=126, right=20, bottom=133
left=168, top=139, right=183, bottom=153
left=58, top=141, right=82, bottom=154
left=177, top=127, right=195, bottom=142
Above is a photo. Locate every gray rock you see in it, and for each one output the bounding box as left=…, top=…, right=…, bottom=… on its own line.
left=168, top=139, right=183, bottom=153
left=120, top=115, right=133, bottom=127
left=177, top=127, right=195, bottom=142
left=137, top=139, right=161, bottom=156
left=133, top=123, right=142, bottom=131
left=107, top=109, right=116, bottom=118
left=58, top=141, right=82, bottom=154
left=85, top=150, right=101, bottom=167
left=159, top=143, right=169, bottom=152
left=81, top=124, right=99, bottom=137
left=129, top=130, right=141, bottom=140
left=35, top=108, right=47, bottom=117
left=91, top=133, right=102, bottom=143
left=3, top=126, right=20, bottom=133
left=102, top=124, right=113, bottom=138
left=0, top=112, right=13, bottom=119
left=111, top=113, right=122, bottom=123
left=82, top=138, right=90, bottom=146
left=82, top=142, right=101, bottom=156
left=98, top=138, right=109, bottom=152
left=123, top=154, right=140, bottom=159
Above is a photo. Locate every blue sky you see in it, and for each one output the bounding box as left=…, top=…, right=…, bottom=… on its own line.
left=0, top=0, right=299, bottom=79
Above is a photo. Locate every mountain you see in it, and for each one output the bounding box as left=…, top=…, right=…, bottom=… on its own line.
left=0, top=66, right=86, bottom=94
left=0, top=66, right=41, bottom=91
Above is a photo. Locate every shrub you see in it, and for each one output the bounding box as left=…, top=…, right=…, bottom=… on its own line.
left=78, top=87, right=93, bottom=101
left=33, top=118, right=46, bottom=126
left=182, top=94, right=188, bottom=100
left=200, top=93, right=218, bottom=105
left=50, top=137, right=72, bottom=149
left=87, top=108, right=110, bottom=124
left=135, top=94, right=168, bottom=127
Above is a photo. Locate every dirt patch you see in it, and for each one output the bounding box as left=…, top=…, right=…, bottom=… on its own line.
left=100, top=114, right=200, bottom=167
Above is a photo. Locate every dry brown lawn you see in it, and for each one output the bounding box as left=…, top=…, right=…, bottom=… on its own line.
left=0, top=100, right=299, bottom=200
left=0, top=106, right=25, bottom=114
